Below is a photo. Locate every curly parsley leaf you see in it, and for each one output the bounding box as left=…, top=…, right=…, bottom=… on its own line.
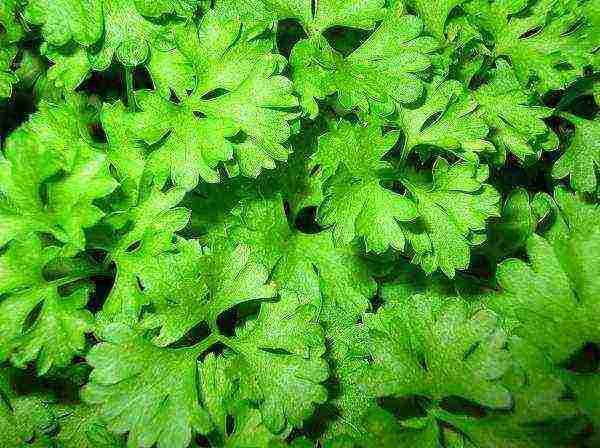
left=96, top=187, right=191, bottom=326
left=141, top=243, right=276, bottom=346
left=488, top=187, right=600, bottom=362
left=0, top=236, right=97, bottom=375
left=223, top=196, right=377, bottom=318
left=407, top=0, right=467, bottom=39
left=224, top=294, right=329, bottom=433
left=434, top=336, right=582, bottom=447
left=552, top=113, right=600, bottom=193
left=135, top=53, right=297, bottom=188
left=291, top=10, right=438, bottom=117
left=0, top=368, right=57, bottom=446
left=0, top=96, right=117, bottom=250
left=312, top=120, right=418, bottom=253
left=465, top=0, right=598, bottom=92
left=0, top=44, right=19, bottom=99
left=0, top=0, right=24, bottom=43
left=402, top=159, right=501, bottom=277
left=359, top=294, right=512, bottom=409
left=82, top=323, right=215, bottom=448
left=198, top=353, right=291, bottom=447
left=127, top=13, right=298, bottom=187
left=215, top=0, right=386, bottom=35
left=472, top=60, right=557, bottom=162
left=51, top=402, right=126, bottom=448
left=396, top=80, right=492, bottom=161
left=91, top=0, right=176, bottom=69
left=23, top=0, right=104, bottom=46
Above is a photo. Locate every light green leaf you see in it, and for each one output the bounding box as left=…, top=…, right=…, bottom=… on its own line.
left=552, top=113, right=600, bottom=193
left=141, top=243, right=276, bottom=346
left=0, top=43, right=18, bottom=99
left=52, top=403, right=125, bottom=448
left=132, top=14, right=298, bottom=188
left=396, top=80, right=491, bottom=161
left=407, top=0, right=467, bottom=39
left=24, top=0, right=103, bottom=46
left=225, top=295, right=329, bottom=432
left=225, top=196, right=377, bottom=318
left=83, top=324, right=214, bottom=448
left=0, top=237, right=96, bottom=375
left=291, top=10, right=437, bottom=116
left=488, top=188, right=600, bottom=362
left=465, top=0, right=597, bottom=92
left=0, top=96, right=117, bottom=250
left=97, top=188, right=191, bottom=326
left=402, top=159, right=501, bottom=277
left=360, top=294, right=512, bottom=409
left=313, top=120, right=418, bottom=253
left=0, top=369, right=56, bottom=446
left=473, top=60, right=557, bottom=161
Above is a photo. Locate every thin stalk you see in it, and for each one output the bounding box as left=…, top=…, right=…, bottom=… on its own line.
left=124, top=66, right=135, bottom=111
left=187, top=333, right=221, bottom=359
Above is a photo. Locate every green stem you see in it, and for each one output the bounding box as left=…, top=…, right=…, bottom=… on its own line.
left=188, top=333, right=222, bottom=358
left=216, top=334, right=242, bottom=352
left=124, top=66, right=135, bottom=111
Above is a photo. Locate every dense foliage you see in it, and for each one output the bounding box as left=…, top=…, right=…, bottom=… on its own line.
left=0, top=1, right=599, bottom=447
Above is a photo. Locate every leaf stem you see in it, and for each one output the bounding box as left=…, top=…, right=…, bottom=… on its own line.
left=124, top=66, right=135, bottom=111
left=188, top=333, right=222, bottom=359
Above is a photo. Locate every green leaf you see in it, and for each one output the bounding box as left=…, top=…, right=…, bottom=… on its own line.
left=141, top=243, right=276, bottom=346
left=402, top=158, right=501, bottom=277
left=330, top=12, right=437, bottom=114
left=96, top=187, right=191, bottom=326
left=217, top=196, right=378, bottom=431
left=82, top=323, right=214, bottom=448
left=0, top=96, right=118, bottom=250
left=407, top=0, right=467, bottom=39
left=433, top=336, right=582, bottom=447
left=0, top=0, right=24, bottom=42
left=355, top=408, right=440, bottom=448
left=225, top=294, right=329, bottom=433
left=90, top=0, right=176, bottom=69
left=100, top=99, right=148, bottom=200
left=484, top=188, right=550, bottom=261
left=488, top=188, right=600, bottom=362
left=214, top=0, right=386, bottom=35
left=359, top=294, right=512, bottom=409
left=136, top=238, right=208, bottom=346
left=198, top=354, right=291, bottom=447
left=134, top=0, right=199, bottom=18
left=135, top=89, right=239, bottom=187
left=225, top=196, right=377, bottom=318
left=149, top=10, right=273, bottom=99
left=291, top=10, right=438, bottom=116
left=472, top=60, right=556, bottom=161
left=552, top=113, right=600, bottom=193
left=313, top=120, right=418, bottom=253
left=0, top=368, right=56, bottom=446
left=130, top=14, right=298, bottom=187
left=396, top=80, right=491, bottom=161
left=24, top=0, right=104, bottom=46
left=44, top=44, right=94, bottom=92
left=0, top=43, right=18, bottom=99
left=0, top=0, right=22, bottom=98
left=0, top=236, right=96, bottom=375
left=52, top=403, right=125, bottom=448
left=560, top=370, right=600, bottom=448
left=465, top=0, right=598, bottom=92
